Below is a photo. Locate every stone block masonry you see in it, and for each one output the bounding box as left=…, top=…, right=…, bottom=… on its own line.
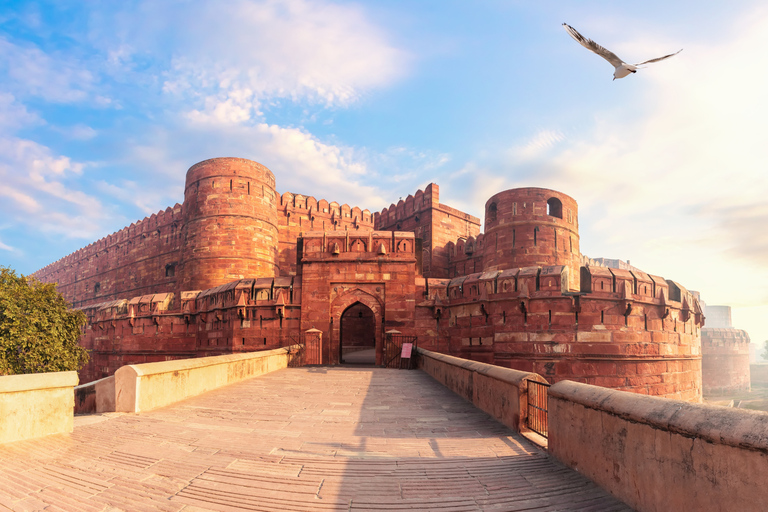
left=34, top=157, right=705, bottom=400
left=549, top=380, right=768, bottom=512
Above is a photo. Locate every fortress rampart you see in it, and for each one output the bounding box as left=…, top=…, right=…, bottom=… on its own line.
left=34, top=158, right=705, bottom=400
left=407, top=264, right=703, bottom=400
left=181, top=157, right=280, bottom=292
left=701, top=326, right=751, bottom=395
left=33, top=158, right=373, bottom=308
left=374, top=183, right=481, bottom=278
left=32, top=203, right=185, bottom=308
left=445, top=189, right=581, bottom=290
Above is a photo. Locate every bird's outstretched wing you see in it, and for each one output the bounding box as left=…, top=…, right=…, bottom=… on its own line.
left=562, top=23, right=625, bottom=68
left=634, top=49, right=683, bottom=66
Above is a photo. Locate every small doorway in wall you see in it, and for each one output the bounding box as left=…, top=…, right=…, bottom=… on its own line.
left=340, top=302, right=376, bottom=364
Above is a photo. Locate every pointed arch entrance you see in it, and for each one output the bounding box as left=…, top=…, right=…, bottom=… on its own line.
left=330, top=289, right=383, bottom=365
left=340, top=302, right=375, bottom=364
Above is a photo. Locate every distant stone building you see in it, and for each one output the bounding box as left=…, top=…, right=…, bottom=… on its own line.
left=700, top=303, right=751, bottom=395
left=34, top=157, right=704, bottom=401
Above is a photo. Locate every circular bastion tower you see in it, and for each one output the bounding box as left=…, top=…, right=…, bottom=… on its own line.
left=180, top=157, right=279, bottom=292
left=483, top=188, right=580, bottom=290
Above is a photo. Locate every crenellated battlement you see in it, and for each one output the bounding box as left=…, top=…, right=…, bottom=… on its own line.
left=299, top=230, right=416, bottom=261
left=279, top=191, right=374, bottom=227
left=374, top=183, right=439, bottom=227
left=32, top=203, right=184, bottom=281
left=36, top=157, right=705, bottom=400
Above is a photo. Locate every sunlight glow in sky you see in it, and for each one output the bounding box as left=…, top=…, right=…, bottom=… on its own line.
left=2, top=1, right=767, bottom=350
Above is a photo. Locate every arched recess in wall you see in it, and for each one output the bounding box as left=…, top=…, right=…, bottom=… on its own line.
left=340, top=302, right=375, bottom=364
left=547, top=197, right=563, bottom=218
left=330, top=289, right=383, bottom=365
left=488, top=202, right=497, bottom=222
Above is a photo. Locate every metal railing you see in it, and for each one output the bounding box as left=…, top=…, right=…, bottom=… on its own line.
left=384, top=333, right=417, bottom=369
left=527, top=380, right=550, bottom=438
left=286, top=332, right=322, bottom=367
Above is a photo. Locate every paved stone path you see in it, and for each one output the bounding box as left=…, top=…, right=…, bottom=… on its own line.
left=341, top=348, right=376, bottom=365
left=0, top=368, right=632, bottom=511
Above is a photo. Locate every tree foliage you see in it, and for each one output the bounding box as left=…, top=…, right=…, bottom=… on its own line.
left=763, top=340, right=768, bottom=362
left=0, top=266, right=88, bottom=375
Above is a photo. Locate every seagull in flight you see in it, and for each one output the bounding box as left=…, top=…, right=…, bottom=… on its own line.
left=562, top=23, right=682, bottom=80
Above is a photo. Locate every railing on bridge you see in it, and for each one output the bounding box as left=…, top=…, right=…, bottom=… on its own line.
left=527, top=380, right=550, bottom=438
left=287, top=331, right=322, bottom=367
left=384, top=332, right=417, bottom=369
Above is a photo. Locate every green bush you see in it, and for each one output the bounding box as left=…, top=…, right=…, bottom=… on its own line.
left=0, top=266, right=88, bottom=375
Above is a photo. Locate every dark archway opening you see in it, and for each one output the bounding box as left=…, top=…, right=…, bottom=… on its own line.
left=547, top=197, right=563, bottom=218
left=340, top=302, right=376, bottom=364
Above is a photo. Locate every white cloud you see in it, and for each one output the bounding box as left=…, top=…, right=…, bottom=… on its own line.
left=438, top=6, right=768, bottom=344
left=508, top=130, right=565, bottom=162
left=92, top=0, right=408, bottom=123
left=112, top=119, right=388, bottom=215
left=0, top=92, right=39, bottom=130
left=0, top=237, right=16, bottom=253
left=54, top=124, right=98, bottom=141
left=0, top=37, right=94, bottom=103
left=0, top=136, right=108, bottom=239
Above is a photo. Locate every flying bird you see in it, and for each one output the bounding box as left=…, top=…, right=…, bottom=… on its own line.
left=562, top=23, right=682, bottom=80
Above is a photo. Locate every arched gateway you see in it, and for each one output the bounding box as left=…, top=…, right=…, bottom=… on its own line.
left=330, top=290, right=383, bottom=365
left=340, top=302, right=376, bottom=364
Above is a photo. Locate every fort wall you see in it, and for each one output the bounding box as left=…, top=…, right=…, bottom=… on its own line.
left=277, top=191, right=374, bottom=276
left=415, top=264, right=703, bottom=401
left=482, top=188, right=580, bottom=290
left=77, top=277, right=301, bottom=382
left=32, top=157, right=372, bottom=307
left=549, top=380, right=768, bottom=512
left=33, top=158, right=704, bottom=401
left=701, top=327, right=751, bottom=394
left=374, top=184, right=481, bottom=278
left=181, top=158, right=279, bottom=292
left=32, top=204, right=184, bottom=308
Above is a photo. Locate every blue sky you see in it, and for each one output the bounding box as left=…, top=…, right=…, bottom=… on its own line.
left=2, top=1, right=768, bottom=350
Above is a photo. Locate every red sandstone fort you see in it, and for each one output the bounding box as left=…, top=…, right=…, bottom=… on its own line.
left=34, top=157, right=709, bottom=400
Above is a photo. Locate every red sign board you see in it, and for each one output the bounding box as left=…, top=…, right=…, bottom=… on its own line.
left=401, top=342, right=413, bottom=359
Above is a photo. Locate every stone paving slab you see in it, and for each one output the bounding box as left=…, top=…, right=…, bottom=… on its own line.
left=0, top=368, right=632, bottom=511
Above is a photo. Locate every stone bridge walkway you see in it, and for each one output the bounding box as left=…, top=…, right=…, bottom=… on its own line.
left=0, top=368, right=631, bottom=511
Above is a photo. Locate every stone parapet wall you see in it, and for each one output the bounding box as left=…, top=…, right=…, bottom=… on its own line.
left=416, top=347, right=547, bottom=432
left=416, top=264, right=704, bottom=401
left=76, top=277, right=303, bottom=383
left=277, top=191, right=374, bottom=275
left=374, top=183, right=481, bottom=278
left=549, top=380, right=768, bottom=512
left=32, top=204, right=184, bottom=308
left=0, top=371, right=78, bottom=444
left=74, top=375, right=115, bottom=414
left=115, top=346, right=299, bottom=413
